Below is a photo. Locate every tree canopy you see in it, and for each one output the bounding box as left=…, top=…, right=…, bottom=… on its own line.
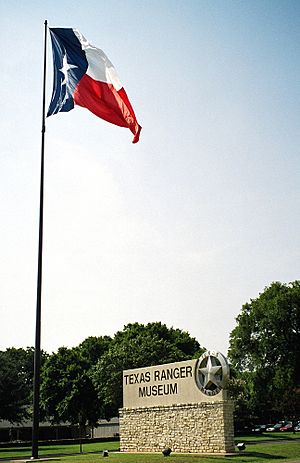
left=228, top=280, right=300, bottom=421
left=0, top=325, right=203, bottom=425
left=40, top=336, right=112, bottom=426
left=0, top=347, right=47, bottom=423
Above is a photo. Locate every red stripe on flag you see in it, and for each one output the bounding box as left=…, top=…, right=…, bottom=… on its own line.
left=74, top=74, right=141, bottom=142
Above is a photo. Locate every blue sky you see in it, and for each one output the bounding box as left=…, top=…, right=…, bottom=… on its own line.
left=1, top=0, right=299, bottom=355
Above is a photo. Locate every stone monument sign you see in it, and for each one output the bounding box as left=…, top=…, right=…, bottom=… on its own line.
left=119, top=350, right=235, bottom=454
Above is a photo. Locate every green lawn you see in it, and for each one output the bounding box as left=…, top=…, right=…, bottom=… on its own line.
left=1, top=437, right=300, bottom=463
left=61, top=441, right=300, bottom=463
left=0, top=441, right=119, bottom=460
left=236, top=431, right=300, bottom=442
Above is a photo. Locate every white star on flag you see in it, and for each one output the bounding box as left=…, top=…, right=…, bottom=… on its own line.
left=60, top=54, right=77, bottom=85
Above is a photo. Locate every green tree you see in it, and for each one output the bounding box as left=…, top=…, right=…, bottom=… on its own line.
left=92, top=322, right=204, bottom=418
left=78, top=335, right=112, bottom=364
left=41, top=336, right=111, bottom=427
left=0, top=347, right=47, bottom=423
left=228, top=281, right=300, bottom=422
left=40, top=340, right=110, bottom=428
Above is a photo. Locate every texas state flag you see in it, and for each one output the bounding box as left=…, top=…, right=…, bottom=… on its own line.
left=47, top=28, right=142, bottom=143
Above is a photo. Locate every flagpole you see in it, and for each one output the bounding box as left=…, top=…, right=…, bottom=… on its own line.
left=32, top=19, right=48, bottom=460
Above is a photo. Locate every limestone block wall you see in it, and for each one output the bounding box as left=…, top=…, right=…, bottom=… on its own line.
left=119, top=400, right=234, bottom=454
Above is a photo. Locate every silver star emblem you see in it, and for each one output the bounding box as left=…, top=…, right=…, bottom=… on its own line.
left=60, top=54, right=77, bottom=85
left=198, top=355, right=222, bottom=390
